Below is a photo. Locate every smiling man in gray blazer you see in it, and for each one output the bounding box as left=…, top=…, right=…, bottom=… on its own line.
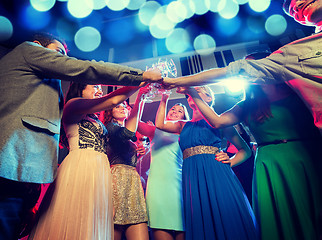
left=0, top=32, right=162, bottom=240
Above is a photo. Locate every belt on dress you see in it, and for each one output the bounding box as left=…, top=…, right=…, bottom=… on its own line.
left=257, top=138, right=303, bottom=147
left=182, top=145, right=219, bottom=160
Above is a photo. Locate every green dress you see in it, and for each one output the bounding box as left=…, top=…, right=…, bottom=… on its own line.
left=145, top=129, right=184, bottom=231
left=243, top=94, right=322, bottom=240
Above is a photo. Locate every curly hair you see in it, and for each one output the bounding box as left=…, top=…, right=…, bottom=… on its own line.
left=103, top=108, right=114, bottom=126
left=102, top=102, right=128, bottom=126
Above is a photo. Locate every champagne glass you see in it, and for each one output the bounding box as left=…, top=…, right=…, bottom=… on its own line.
left=141, top=58, right=177, bottom=102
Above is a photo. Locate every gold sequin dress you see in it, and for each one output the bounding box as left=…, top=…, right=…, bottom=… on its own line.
left=105, top=122, right=148, bottom=225
left=28, top=114, right=113, bottom=240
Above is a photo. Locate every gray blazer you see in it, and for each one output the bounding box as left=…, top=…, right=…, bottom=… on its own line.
left=0, top=41, right=144, bottom=183
left=227, top=32, right=322, bottom=132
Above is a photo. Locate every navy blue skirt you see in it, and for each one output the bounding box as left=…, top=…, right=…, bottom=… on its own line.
left=182, top=154, right=258, bottom=240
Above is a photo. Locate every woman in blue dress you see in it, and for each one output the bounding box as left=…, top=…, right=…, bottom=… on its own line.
left=178, top=51, right=322, bottom=240
left=163, top=86, right=258, bottom=240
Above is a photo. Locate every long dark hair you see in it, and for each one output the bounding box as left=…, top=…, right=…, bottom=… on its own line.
left=65, top=82, right=87, bottom=104
left=103, top=108, right=115, bottom=126
left=59, top=82, right=88, bottom=149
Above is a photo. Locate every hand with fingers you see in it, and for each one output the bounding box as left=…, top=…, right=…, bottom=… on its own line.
left=142, top=69, right=163, bottom=83
left=215, top=151, right=231, bottom=166
left=175, top=86, right=192, bottom=95
left=136, top=145, right=146, bottom=157
left=161, top=77, right=177, bottom=89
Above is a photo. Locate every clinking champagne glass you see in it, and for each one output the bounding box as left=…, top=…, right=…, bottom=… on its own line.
left=141, top=58, right=177, bottom=102
left=141, top=84, right=156, bottom=103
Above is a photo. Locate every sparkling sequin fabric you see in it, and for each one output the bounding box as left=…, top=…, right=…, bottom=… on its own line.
left=111, top=164, right=148, bottom=225
left=78, top=114, right=107, bottom=154
left=182, top=145, right=219, bottom=160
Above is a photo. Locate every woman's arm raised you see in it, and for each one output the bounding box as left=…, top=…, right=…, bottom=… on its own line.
left=63, top=83, right=146, bottom=123
left=155, top=94, right=184, bottom=134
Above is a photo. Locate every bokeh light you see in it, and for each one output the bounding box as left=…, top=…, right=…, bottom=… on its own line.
left=74, top=26, right=101, bottom=52
left=149, top=23, right=174, bottom=39
left=152, top=5, right=170, bottom=28
left=166, top=1, right=187, bottom=23
left=235, top=0, right=249, bottom=4
left=127, top=0, right=146, bottom=10
left=134, top=15, right=149, bottom=32
left=248, top=0, right=271, bottom=12
left=138, top=1, right=161, bottom=26
left=265, top=14, right=287, bottom=36
left=106, top=0, right=130, bottom=11
left=68, top=0, right=93, bottom=18
left=149, top=8, right=175, bottom=39
left=30, top=0, right=56, bottom=12
left=192, top=0, right=210, bottom=15
left=193, top=34, right=216, bottom=55
left=88, top=0, right=106, bottom=10
left=0, top=0, right=303, bottom=64
left=179, top=0, right=195, bottom=19
left=209, top=0, right=225, bottom=13
left=0, top=16, right=13, bottom=41
left=165, top=28, right=190, bottom=53
left=218, top=0, right=239, bottom=19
